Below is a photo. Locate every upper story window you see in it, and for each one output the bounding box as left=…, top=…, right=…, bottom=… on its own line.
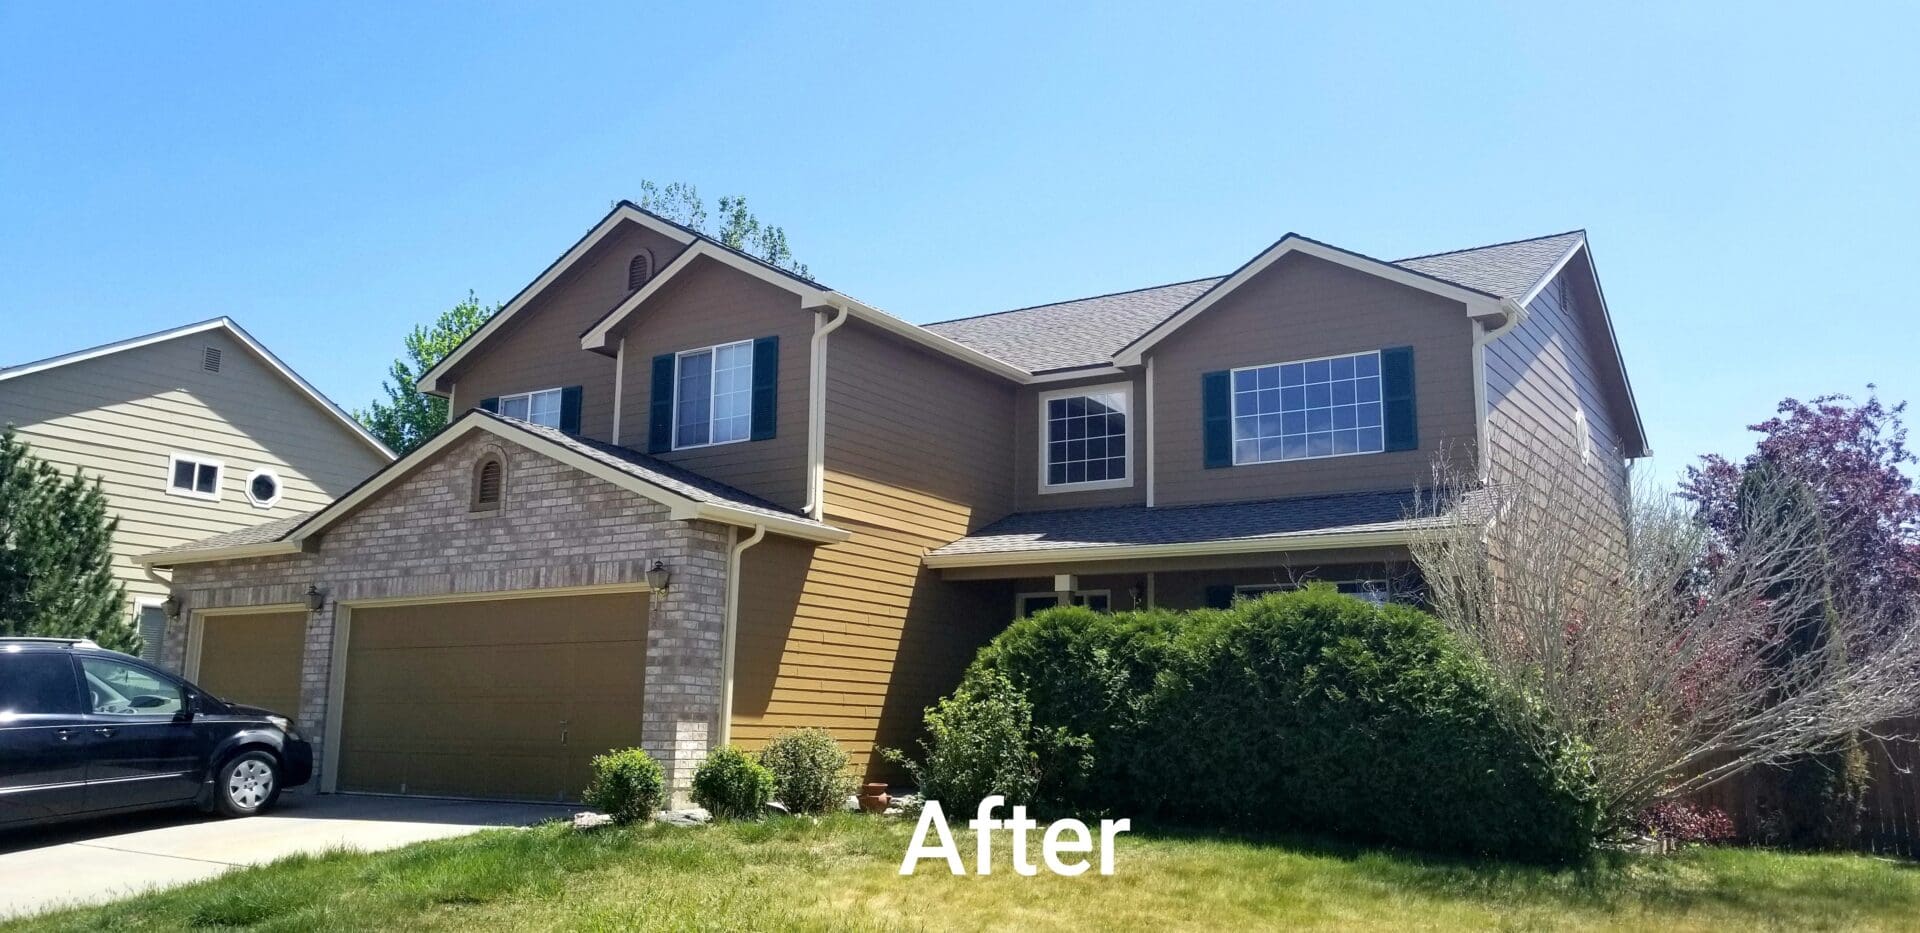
left=1233, top=351, right=1383, bottom=465
left=674, top=340, right=754, bottom=449
left=498, top=388, right=564, bottom=428
left=166, top=453, right=223, bottom=501
left=1039, top=383, right=1130, bottom=492
left=244, top=468, right=282, bottom=509
left=628, top=251, right=654, bottom=291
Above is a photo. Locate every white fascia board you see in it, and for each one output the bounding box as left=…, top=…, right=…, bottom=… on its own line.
left=1114, top=236, right=1508, bottom=367
left=136, top=539, right=305, bottom=568
left=923, top=528, right=1423, bottom=569
left=835, top=302, right=1032, bottom=382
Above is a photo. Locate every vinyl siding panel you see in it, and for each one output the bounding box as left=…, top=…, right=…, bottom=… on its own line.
left=454, top=221, right=689, bottom=443
left=612, top=257, right=812, bottom=511
left=1151, top=252, right=1479, bottom=506
left=1012, top=370, right=1147, bottom=511
left=0, top=329, right=388, bottom=612
left=731, top=320, right=1017, bottom=778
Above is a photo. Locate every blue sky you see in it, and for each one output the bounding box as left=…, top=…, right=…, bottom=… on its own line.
left=3, top=3, right=1914, bottom=482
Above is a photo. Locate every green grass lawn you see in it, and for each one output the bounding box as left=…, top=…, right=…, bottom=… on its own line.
left=10, top=815, right=1920, bottom=932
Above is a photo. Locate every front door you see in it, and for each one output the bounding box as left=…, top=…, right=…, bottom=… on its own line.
left=76, top=655, right=208, bottom=811
left=0, top=651, right=89, bottom=826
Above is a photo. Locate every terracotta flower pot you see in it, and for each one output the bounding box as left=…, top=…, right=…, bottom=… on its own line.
left=858, top=782, right=891, bottom=814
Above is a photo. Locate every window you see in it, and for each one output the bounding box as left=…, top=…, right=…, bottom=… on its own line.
left=1040, top=384, right=1131, bottom=491
left=472, top=456, right=504, bottom=511
left=166, top=453, right=223, bottom=500
left=0, top=652, right=80, bottom=719
left=79, top=656, right=184, bottom=717
left=1573, top=405, right=1592, bottom=464
left=1017, top=590, right=1111, bottom=616
left=674, top=340, right=754, bottom=449
left=1232, top=351, right=1384, bottom=464
left=244, top=468, right=281, bottom=508
left=1237, top=579, right=1391, bottom=606
left=134, top=601, right=168, bottom=663
left=498, top=388, right=564, bottom=428
left=628, top=251, right=654, bottom=291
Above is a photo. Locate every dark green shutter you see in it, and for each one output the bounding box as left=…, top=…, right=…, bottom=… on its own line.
left=559, top=386, right=583, bottom=434
left=750, top=335, right=779, bottom=441
left=1204, top=585, right=1235, bottom=609
left=648, top=354, right=676, bottom=454
left=1380, top=346, right=1418, bottom=452
left=478, top=397, right=499, bottom=414
left=1202, top=370, right=1232, bottom=469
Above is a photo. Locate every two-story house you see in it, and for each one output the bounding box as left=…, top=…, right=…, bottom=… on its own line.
left=0, top=318, right=393, bottom=664
left=141, top=203, right=1646, bottom=804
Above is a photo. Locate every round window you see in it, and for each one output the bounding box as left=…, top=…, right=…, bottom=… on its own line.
left=245, top=469, right=281, bottom=508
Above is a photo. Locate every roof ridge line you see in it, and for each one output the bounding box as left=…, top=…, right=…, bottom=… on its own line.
left=924, top=275, right=1225, bottom=327
left=1393, top=229, right=1587, bottom=263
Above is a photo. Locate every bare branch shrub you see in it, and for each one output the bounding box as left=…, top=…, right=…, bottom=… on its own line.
left=1411, top=447, right=1920, bottom=834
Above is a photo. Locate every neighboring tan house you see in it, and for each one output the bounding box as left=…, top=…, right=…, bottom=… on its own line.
left=0, top=318, right=393, bottom=661
left=140, top=204, right=1648, bottom=804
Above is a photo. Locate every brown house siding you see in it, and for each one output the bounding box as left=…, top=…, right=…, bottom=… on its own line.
left=454, top=222, right=689, bottom=443
left=1012, top=370, right=1148, bottom=512
left=614, top=257, right=812, bottom=512
left=1150, top=252, right=1479, bottom=506
left=730, top=319, right=1018, bottom=776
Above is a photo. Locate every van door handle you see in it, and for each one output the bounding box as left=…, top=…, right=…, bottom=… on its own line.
left=54, top=729, right=75, bottom=741
left=92, top=727, right=117, bottom=738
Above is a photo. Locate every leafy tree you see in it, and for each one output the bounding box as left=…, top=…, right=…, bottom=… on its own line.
left=0, top=427, right=132, bottom=652
left=356, top=292, right=495, bottom=454
left=634, top=180, right=810, bottom=278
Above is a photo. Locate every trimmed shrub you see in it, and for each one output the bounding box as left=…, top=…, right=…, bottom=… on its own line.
left=692, top=746, right=775, bottom=820
left=758, top=728, right=854, bottom=815
left=884, top=670, right=1090, bottom=814
left=582, top=747, right=665, bottom=824
left=957, top=587, right=1602, bottom=861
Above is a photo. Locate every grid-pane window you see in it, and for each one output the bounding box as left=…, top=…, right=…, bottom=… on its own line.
left=498, top=388, right=563, bottom=428
left=1045, top=388, right=1127, bottom=487
left=167, top=456, right=221, bottom=498
left=1232, top=351, right=1383, bottom=464
left=675, top=340, right=754, bottom=449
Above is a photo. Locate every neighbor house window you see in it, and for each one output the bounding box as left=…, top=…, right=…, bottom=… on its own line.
left=1039, top=383, right=1130, bottom=491
left=166, top=453, right=222, bottom=501
left=497, top=388, right=564, bottom=428
left=1017, top=590, right=1111, bottom=616
left=1233, top=351, right=1383, bottom=464
left=243, top=468, right=282, bottom=508
left=674, top=340, right=754, bottom=449
left=1237, top=579, right=1391, bottom=606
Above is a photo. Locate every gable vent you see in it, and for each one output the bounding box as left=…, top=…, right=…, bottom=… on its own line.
left=202, top=347, right=223, bottom=373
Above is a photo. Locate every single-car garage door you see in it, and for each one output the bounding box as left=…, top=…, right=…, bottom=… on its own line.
left=336, top=591, right=647, bottom=801
left=195, top=610, right=307, bottom=719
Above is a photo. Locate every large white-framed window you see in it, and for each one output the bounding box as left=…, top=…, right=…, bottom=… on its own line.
left=1237, top=579, right=1391, bottom=607
left=1232, top=350, right=1384, bottom=465
left=165, top=453, right=223, bottom=501
left=674, top=339, right=754, bottom=450
left=1039, top=382, right=1132, bottom=492
left=497, top=387, right=564, bottom=428
left=1016, top=590, right=1112, bottom=617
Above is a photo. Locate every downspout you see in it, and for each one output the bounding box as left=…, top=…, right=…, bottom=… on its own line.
left=611, top=337, right=626, bottom=445
left=1144, top=356, right=1157, bottom=508
left=718, top=524, right=768, bottom=748
left=1472, top=298, right=1529, bottom=481
left=802, top=303, right=850, bottom=521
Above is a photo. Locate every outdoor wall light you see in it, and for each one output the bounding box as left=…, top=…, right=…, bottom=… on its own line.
left=162, top=594, right=183, bottom=620
left=305, top=585, right=327, bottom=612
left=646, top=561, right=671, bottom=593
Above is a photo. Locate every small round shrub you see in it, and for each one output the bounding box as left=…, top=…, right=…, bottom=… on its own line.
left=692, top=745, right=775, bottom=820
left=582, top=747, right=665, bottom=824
left=883, top=670, right=1090, bottom=814
left=758, top=728, right=854, bottom=815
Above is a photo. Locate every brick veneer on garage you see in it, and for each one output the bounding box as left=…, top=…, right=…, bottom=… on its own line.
left=163, top=433, right=731, bottom=803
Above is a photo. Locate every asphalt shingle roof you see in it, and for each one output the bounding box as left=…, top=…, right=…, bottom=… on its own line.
left=928, top=487, right=1486, bottom=558
left=922, top=231, right=1585, bottom=374
left=141, top=512, right=315, bottom=558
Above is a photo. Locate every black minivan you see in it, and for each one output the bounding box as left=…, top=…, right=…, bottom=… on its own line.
left=0, top=637, right=312, bottom=829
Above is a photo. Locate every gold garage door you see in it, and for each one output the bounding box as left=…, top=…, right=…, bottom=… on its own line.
left=336, top=591, right=647, bottom=801
left=195, top=610, right=307, bottom=719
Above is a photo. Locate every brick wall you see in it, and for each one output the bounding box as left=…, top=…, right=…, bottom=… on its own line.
left=165, top=431, right=731, bottom=803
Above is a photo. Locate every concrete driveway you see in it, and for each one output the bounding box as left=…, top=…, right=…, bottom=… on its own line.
left=0, top=794, right=581, bottom=920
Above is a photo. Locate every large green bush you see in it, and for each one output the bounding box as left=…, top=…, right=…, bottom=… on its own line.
left=883, top=670, right=1089, bottom=812
left=582, top=747, right=665, bottom=824
left=758, top=728, right=854, bottom=815
left=946, top=588, right=1601, bottom=861
left=692, top=746, right=775, bottom=820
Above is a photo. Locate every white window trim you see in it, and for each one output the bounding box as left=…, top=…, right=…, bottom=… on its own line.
left=1229, top=349, right=1386, bottom=467
left=1037, top=381, right=1134, bottom=494
left=1016, top=589, right=1112, bottom=616
left=672, top=339, right=755, bottom=451
left=164, top=452, right=224, bottom=501
left=243, top=467, right=283, bottom=509
left=496, top=387, right=566, bottom=428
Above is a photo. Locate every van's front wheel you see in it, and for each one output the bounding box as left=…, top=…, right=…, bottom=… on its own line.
left=215, top=751, right=281, bottom=817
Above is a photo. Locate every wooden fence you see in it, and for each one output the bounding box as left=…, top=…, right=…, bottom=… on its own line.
left=1690, top=717, right=1919, bottom=856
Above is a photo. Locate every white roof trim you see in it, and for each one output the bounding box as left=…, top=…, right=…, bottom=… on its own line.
left=925, top=528, right=1421, bottom=570
left=419, top=204, right=698, bottom=394
left=1, top=317, right=394, bottom=460
left=1113, top=235, right=1509, bottom=366
left=1518, top=232, right=1589, bottom=308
